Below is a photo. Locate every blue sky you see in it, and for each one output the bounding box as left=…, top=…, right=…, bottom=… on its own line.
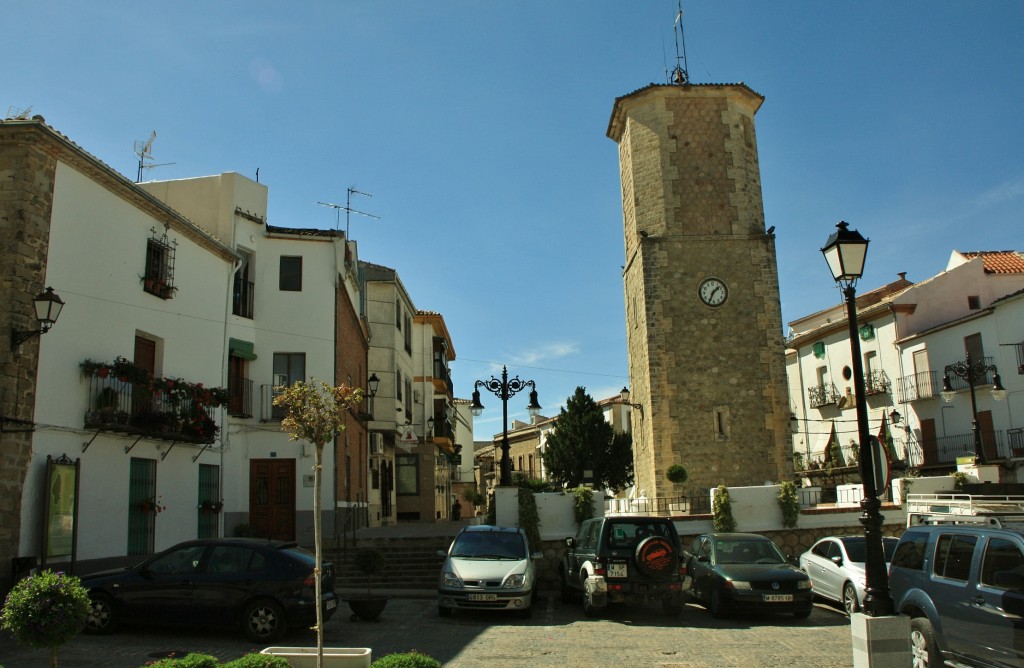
left=6, top=2, right=1022, bottom=433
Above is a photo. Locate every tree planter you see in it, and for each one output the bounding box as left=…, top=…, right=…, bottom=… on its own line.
left=343, top=595, right=389, bottom=621
left=260, top=646, right=372, bottom=667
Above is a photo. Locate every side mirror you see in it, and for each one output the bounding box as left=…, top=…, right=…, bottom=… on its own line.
left=531, top=551, right=543, bottom=560
left=565, top=537, right=576, bottom=549
left=697, top=554, right=710, bottom=563
left=436, top=549, right=447, bottom=558
left=830, top=555, right=843, bottom=566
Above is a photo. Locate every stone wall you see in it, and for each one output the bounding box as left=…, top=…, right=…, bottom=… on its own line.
left=0, top=122, right=57, bottom=591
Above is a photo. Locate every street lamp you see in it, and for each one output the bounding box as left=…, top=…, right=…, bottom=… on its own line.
left=821, top=221, right=893, bottom=617
left=470, top=366, right=540, bottom=486
left=941, top=353, right=1007, bottom=464
left=11, top=287, right=65, bottom=348
left=618, top=387, right=644, bottom=415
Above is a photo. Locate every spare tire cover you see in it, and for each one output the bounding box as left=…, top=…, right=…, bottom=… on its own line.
left=635, top=535, right=678, bottom=579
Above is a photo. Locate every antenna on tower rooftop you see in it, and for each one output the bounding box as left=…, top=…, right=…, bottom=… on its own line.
left=317, top=186, right=380, bottom=236
left=671, top=0, right=690, bottom=85
left=133, top=131, right=175, bottom=182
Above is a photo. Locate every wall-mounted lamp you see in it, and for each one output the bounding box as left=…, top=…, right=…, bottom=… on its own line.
left=618, top=387, right=644, bottom=415
left=367, top=373, right=380, bottom=397
left=889, top=409, right=902, bottom=424
left=11, top=287, right=65, bottom=349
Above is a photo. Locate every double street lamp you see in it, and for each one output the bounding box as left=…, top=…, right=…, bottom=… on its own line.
left=470, top=366, right=541, bottom=487
left=821, top=221, right=894, bottom=617
left=941, top=354, right=1007, bottom=464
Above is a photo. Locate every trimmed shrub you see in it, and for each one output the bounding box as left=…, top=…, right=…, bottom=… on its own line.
left=146, top=653, right=221, bottom=668
left=223, top=654, right=292, bottom=668
left=666, top=465, right=688, bottom=484
left=712, top=485, right=736, bottom=533
left=0, top=570, right=90, bottom=652
left=370, top=651, right=442, bottom=668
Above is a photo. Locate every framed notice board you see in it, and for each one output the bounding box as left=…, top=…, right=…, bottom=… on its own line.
left=41, top=454, right=80, bottom=571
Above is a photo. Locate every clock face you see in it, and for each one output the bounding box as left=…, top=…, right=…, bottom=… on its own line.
left=698, top=277, right=728, bottom=307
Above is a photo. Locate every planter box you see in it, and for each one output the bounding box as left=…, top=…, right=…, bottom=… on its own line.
left=260, top=647, right=372, bottom=667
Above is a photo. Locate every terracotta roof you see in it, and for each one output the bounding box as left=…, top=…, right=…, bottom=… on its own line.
left=960, top=251, right=1024, bottom=274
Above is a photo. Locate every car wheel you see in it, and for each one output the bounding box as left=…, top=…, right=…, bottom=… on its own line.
left=661, top=596, right=683, bottom=616
left=242, top=598, right=286, bottom=643
left=438, top=605, right=452, bottom=618
left=84, top=594, right=118, bottom=635
left=842, top=582, right=860, bottom=616
left=582, top=589, right=601, bottom=618
left=709, top=588, right=730, bottom=619
left=910, top=617, right=941, bottom=668
left=793, top=605, right=813, bottom=619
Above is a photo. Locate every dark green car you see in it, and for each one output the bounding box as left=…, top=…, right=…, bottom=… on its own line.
left=686, top=532, right=813, bottom=619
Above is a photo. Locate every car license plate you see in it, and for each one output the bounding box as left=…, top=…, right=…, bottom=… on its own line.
left=763, top=594, right=792, bottom=603
left=468, top=593, right=497, bottom=601
left=326, top=599, right=337, bottom=610
left=608, top=563, right=628, bottom=578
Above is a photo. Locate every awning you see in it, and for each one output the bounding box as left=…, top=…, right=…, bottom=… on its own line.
left=229, top=338, right=257, bottom=360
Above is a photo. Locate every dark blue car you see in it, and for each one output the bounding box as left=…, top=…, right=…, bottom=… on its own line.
left=81, top=537, right=337, bottom=642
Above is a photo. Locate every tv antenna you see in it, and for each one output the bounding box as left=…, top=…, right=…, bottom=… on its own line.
left=5, top=105, right=33, bottom=120
left=317, top=186, right=380, bottom=236
left=133, top=131, right=175, bottom=182
left=669, top=0, right=690, bottom=85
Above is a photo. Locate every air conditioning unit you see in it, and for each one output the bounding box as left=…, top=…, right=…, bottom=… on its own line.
left=370, top=433, right=384, bottom=455
left=413, top=389, right=421, bottom=403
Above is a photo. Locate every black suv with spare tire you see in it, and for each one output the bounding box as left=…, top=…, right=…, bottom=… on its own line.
left=560, top=516, right=685, bottom=616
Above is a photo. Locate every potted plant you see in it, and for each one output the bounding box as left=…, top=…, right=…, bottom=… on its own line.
left=344, top=548, right=388, bottom=622
left=0, top=569, right=91, bottom=668
left=139, top=496, right=165, bottom=515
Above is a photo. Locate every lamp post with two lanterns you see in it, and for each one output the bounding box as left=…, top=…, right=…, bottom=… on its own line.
left=820, top=221, right=894, bottom=617
left=470, top=366, right=541, bottom=487
left=941, top=354, right=1007, bottom=464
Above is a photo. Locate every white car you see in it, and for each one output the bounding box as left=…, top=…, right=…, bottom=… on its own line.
left=799, top=535, right=898, bottom=615
left=437, top=525, right=541, bottom=618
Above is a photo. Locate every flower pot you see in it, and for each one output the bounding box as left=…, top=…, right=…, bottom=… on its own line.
left=344, top=595, right=389, bottom=622
left=260, top=647, right=372, bottom=667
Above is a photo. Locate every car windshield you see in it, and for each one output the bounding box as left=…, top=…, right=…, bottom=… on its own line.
left=841, top=537, right=898, bottom=563
left=451, top=532, right=527, bottom=559
left=714, top=539, right=786, bottom=565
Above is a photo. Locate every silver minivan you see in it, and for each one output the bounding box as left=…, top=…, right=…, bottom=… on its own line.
left=437, top=525, right=541, bottom=618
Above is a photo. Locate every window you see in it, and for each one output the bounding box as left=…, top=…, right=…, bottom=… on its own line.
left=396, top=299, right=402, bottom=330
left=279, top=256, right=302, bottom=291
left=404, top=313, right=413, bottom=353
left=233, top=252, right=255, bottom=318
left=396, top=454, right=418, bottom=495
left=891, top=532, right=927, bottom=570
left=933, top=534, right=977, bottom=582
left=812, top=342, right=826, bottom=359
left=396, top=369, right=403, bottom=400
left=968, top=295, right=981, bottom=310
left=143, top=232, right=177, bottom=299
left=981, top=538, right=1024, bottom=589
left=272, top=353, right=305, bottom=419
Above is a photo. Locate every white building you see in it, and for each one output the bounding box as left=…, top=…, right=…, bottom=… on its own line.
left=786, top=251, right=1024, bottom=489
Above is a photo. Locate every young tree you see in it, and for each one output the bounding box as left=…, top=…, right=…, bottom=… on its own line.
left=542, top=387, right=635, bottom=491
left=274, top=379, right=363, bottom=666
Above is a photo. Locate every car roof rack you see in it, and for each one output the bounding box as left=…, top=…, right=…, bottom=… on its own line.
left=906, top=493, right=1024, bottom=527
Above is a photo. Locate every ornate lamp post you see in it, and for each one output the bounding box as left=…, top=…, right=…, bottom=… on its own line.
left=821, top=221, right=893, bottom=617
left=470, top=366, right=540, bottom=486
left=941, top=354, right=1007, bottom=464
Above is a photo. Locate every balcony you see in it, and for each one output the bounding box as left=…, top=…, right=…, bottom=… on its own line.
left=808, top=383, right=841, bottom=408
left=228, top=377, right=253, bottom=418
left=83, top=375, right=221, bottom=444
left=260, top=384, right=286, bottom=422
left=896, top=370, right=940, bottom=403
left=864, top=370, right=891, bottom=396
left=942, top=356, right=996, bottom=391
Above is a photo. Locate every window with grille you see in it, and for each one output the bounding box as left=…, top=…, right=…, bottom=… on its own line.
left=143, top=231, right=177, bottom=299
left=279, top=256, right=302, bottom=291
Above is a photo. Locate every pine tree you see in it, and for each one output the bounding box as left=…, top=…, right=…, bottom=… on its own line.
left=542, top=387, right=634, bottom=491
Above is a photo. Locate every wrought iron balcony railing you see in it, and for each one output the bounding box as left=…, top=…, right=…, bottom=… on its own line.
left=228, top=377, right=253, bottom=418
left=83, top=376, right=219, bottom=444
left=232, top=277, right=255, bottom=319
left=896, top=370, right=940, bottom=403
left=865, top=370, right=891, bottom=395
left=808, top=383, right=841, bottom=408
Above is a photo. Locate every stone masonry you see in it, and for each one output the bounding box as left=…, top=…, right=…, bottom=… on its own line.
left=0, top=121, right=57, bottom=589
left=608, top=84, right=792, bottom=501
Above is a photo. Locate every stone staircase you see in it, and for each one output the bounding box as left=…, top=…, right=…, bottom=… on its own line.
left=326, top=535, right=453, bottom=593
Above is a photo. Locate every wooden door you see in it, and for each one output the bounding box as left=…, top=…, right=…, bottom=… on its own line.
left=978, top=410, right=998, bottom=461
left=249, top=459, right=295, bottom=540
left=920, top=419, right=938, bottom=466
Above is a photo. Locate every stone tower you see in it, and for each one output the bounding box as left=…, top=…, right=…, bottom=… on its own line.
left=607, top=83, right=792, bottom=501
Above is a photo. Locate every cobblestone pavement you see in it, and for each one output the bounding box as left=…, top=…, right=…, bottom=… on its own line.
left=0, top=594, right=857, bottom=667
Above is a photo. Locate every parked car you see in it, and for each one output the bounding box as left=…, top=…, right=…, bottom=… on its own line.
left=560, top=515, right=685, bottom=617
left=81, top=538, right=337, bottom=642
left=889, top=512, right=1024, bottom=668
left=799, top=535, right=898, bottom=615
left=437, top=525, right=541, bottom=618
left=686, top=532, right=813, bottom=619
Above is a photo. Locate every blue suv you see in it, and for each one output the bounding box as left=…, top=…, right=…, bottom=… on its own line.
left=889, top=498, right=1024, bottom=668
